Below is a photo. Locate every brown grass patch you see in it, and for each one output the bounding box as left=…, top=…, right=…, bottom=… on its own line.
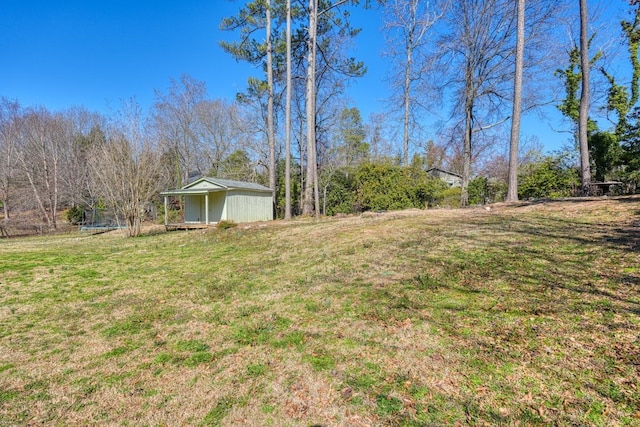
left=0, top=196, right=639, bottom=426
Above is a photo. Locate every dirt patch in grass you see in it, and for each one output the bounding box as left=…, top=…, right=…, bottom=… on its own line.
left=1, top=196, right=639, bottom=426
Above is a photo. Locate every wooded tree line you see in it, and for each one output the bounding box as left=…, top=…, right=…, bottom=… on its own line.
left=219, top=0, right=640, bottom=213
left=1, top=0, right=640, bottom=236
left=0, top=85, right=266, bottom=237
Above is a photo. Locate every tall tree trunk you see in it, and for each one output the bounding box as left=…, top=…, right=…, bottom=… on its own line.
left=578, top=0, right=592, bottom=194
left=507, top=0, right=525, bottom=202
left=303, top=0, right=318, bottom=216
left=1, top=191, right=7, bottom=220
left=266, top=0, right=277, bottom=211
left=39, top=130, right=57, bottom=229
left=298, top=119, right=305, bottom=213
left=461, top=99, right=472, bottom=207
left=312, top=32, right=320, bottom=219
left=403, top=27, right=413, bottom=167
left=23, top=162, right=48, bottom=227
left=313, top=141, right=320, bottom=219
left=285, top=0, right=292, bottom=220
left=51, top=150, right=59, bottom=229
left=461, top=60, right=474, bottom=207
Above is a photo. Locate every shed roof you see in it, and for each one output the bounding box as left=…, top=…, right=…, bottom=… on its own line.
left=160, top=177, right=272, bottom=196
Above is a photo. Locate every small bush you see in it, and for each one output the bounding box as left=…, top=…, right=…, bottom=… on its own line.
left=217, top=220, right=237, bottom=230
left=433, top=187, right=461, bottom=208
left=467, top=177, right=507, bottom=205
left=518, top=156, right=579, bottom=199
left=66, top=206, right=86, bottom=225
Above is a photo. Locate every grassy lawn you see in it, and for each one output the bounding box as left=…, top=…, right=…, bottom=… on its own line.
left=1, top=197, right=639, bottom=426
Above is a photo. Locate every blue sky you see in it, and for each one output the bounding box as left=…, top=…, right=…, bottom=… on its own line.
left=1, top=1, right=250, bottom=111
left=0, top=0, right=630, bottom=154
left=0, top=1, right=385, bottom=112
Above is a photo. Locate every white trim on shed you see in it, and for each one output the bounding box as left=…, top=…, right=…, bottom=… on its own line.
left=160, top=177, right=274, bottom=226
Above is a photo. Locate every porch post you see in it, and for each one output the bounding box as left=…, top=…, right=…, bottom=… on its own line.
left=205, top=193, right=209, bottom=225
left=164, top=196, right=168, bottom=226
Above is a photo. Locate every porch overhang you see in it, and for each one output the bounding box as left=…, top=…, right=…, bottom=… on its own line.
left=161, top=189, right=227, bottom=227
left=160, top=188, right=226, bottom=196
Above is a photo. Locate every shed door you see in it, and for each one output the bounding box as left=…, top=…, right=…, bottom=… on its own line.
left=185, top=195, right=205, bottom=223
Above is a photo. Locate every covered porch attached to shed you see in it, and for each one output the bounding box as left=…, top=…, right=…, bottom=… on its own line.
left=160, top=189, right=225, bottom=229
left=160, top=177, right=274, bottom=228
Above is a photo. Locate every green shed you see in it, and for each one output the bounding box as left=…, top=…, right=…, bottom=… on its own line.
left=160, top=177, right=273, bottom=226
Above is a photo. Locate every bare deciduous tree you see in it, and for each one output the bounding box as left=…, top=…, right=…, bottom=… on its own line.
left=383, top=0, right=444, bottom=166
left=0, top=98, right=21, bottom=221
left=441, top=0, right=518, bottom=206
left=437, top=0, right=558, bottom=205
left=152, top=74, right=208, bottom=188
left=195, top=99, right=243, bottom=176
left=59, top=107, right=106, bottom=209
left=15, top=108, right=66, bottom=229
left=90, top=100, right=164, bottom=237
left=365, top=112, right=394, bottom=162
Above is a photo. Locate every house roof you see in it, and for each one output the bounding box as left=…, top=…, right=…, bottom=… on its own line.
left=160, top=177, right=272, bottom=196
left=426, top=167, right=463, bottom=178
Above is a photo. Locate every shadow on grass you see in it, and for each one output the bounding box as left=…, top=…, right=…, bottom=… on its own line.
left=509, top=195, right=640, bottom=207
left=365, top=198, right=640, bottom=422
left=343, top=198, right=640, bottom=347
left=451, top=199, right=640, bottom=312
left=347, top=197, right=640, bottom=419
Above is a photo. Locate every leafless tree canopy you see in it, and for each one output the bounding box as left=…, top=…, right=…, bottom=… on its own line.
left=88, top=100, right=165, bottom=237
left=0, top=74, right=279, bottom=235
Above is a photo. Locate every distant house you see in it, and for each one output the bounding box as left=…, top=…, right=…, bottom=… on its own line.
left=426, top=168, right=463, bottom=187
left=160, top=177, right=273, bottom=226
